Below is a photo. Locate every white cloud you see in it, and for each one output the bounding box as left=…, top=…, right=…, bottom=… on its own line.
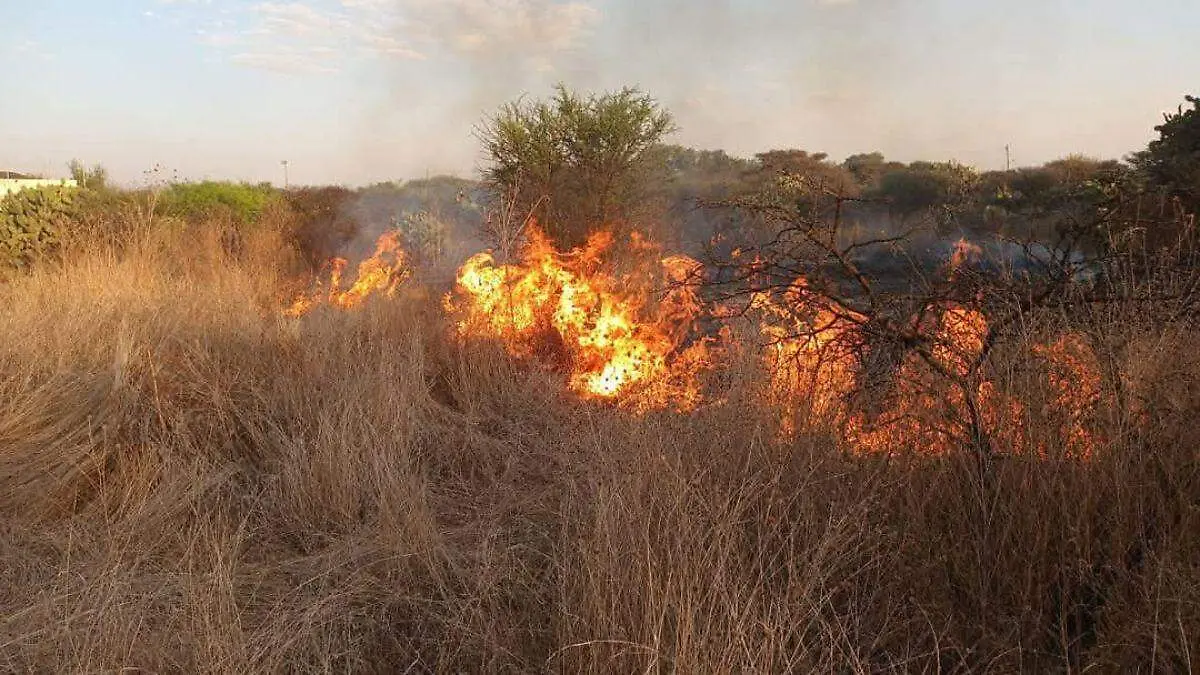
left=401, top=0, right=600, bottom=55
left=196, top=28, right=240, bottom=47
left=251, top=2, right=349, bottom=37
left=151, top=0, right=597, bottom=76
left=359, top=33, right=426, bottom=60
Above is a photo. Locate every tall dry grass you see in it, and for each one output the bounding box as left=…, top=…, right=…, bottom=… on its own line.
left=0, top=214, right=1197, bottom=673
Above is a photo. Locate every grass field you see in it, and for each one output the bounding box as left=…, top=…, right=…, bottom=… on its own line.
left=1, top=215, right=1197, bottom=673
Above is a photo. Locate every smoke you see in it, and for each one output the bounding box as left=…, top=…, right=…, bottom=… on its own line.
left=355, top=0, right=1080, bottom=181
left=345, top=0, right=1184, bottom=186
left=354, top=0, right=602, bottom=181
left=324, top=0, right=1171, bottom=293
left=331, top=177, right=491, bottom=286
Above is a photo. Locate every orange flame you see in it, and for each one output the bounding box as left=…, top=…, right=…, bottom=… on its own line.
left=437, top=225, right=1106, bottom=459
left=741, top=279, right=863, bottom=436
left=947, top=238, right=983, bottom=277
left=1033, top=333, right=1103, bottom=458
left=932, top=305, right=988, bottom=377
left=284, top=231, right=411, bottom=317
left=446, top=226, right=707, bottom=411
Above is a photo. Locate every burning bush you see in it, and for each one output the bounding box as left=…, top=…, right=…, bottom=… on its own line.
left=266, top=210, right=1115, bottom=463
left=283, top=229, right=412, bottom=317
left=1, top=202, right=1198, bottom=672
left=445, top=225, right=709, bottom=411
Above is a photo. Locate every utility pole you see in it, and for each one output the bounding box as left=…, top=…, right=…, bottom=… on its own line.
left=1005, top=145, right=1011, bottom=172
left=281, top=160, right=290, bottom=189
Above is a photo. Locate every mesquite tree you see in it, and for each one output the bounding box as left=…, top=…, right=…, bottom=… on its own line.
left=478, top=85, right=676, bottom=250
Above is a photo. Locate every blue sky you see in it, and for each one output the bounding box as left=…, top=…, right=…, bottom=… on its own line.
left=1, top=0, right=1196, bottom=186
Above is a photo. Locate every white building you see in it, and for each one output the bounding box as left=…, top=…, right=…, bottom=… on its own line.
left=0, top=171, right=78, bottom=197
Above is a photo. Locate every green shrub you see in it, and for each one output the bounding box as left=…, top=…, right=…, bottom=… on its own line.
left=0, top=186, right=75, bottom=274
left=160, top=181, right=280, bottom=226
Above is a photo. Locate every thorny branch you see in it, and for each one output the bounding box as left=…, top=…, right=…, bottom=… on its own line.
left=683, top=169, right=1200, bottom=461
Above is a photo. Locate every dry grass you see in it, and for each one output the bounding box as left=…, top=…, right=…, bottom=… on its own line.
left=0, top=218, right=1197, bottom=673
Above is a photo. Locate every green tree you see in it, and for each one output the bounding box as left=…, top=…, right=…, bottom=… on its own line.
left=750, top=150, right=859, bottom=195
left=842, top=152, right=903, bottom=190
left=876, top=161, right=979, bottom=231
left=479, top=84, right=676, bottom=248
left=67, top=160, right=108, bottom=191
left=740, top=150, right=860, bottom=222
left=1041, top=154, right=1119, bottom=188
left=1130, top=94, right=1200, bottom=213
left=649, top=145, right=757, bottom=249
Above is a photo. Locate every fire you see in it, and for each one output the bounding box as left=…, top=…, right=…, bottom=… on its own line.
left=284, top=231, right=411, bottom=317
left=1033, top=333, right=1103, bottom=458
left=947, top=238, right=983, bottom=276
left=741, top=280, right=862, bottom=436
left=931, top=305, right=988, bottom=377
left=843, top=303, right=998, bottom=455
left=280, top=222, right=1106, bottom=460
left=446, top=226, right=707, bottom=410
left=841, top=305, right=1108, bottom=458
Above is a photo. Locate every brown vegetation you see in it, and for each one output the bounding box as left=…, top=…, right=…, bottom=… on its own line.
left=0, top=200, right=1197, bottom=674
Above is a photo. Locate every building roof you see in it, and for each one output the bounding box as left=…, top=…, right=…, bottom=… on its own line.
left=0, top=170, right=39, bottom=180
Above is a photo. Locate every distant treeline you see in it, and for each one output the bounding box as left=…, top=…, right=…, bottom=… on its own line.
left=3, top=93, right=1196, bottom=279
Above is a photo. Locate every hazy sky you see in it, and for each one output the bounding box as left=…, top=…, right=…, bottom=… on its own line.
left=1, top=0, right=1196, bottom=186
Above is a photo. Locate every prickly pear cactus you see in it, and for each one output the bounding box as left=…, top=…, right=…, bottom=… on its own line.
left=1, top=186, right=74, bottom=274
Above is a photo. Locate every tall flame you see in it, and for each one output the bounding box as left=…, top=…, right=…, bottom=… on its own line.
left=282, top=223, right=1106, bottom=460
left=741, top=280, right=863, bottom=436
left=1033, top=333, right=1103, bottom=458
left=284, top=231, right=411, bottom=318
left=446, top=226, right=708, bottom=411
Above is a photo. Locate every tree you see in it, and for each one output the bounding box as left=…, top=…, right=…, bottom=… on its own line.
left=651, top=145, right=757, bottom=250
left=749, top=150, right=859, bottom=196
left=843, top=152, right=903, bottom=190
left=698, top=157, right=1193, bottom=468
left=968, top=159, right=1130, bottom=242
left=733, top=150, right=861, bottom=229
left=67, top=160, right=108, bottom=191
left=1130, top=94, right=1200, bottom=214
left=876, top=161, right=979, bottom=232
left=478, top=85, right=676, bottom=249
left=1041, top=154, right=1120, bottom=189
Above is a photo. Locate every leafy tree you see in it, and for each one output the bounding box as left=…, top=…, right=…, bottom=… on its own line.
left=1042, top=154, right=1120, bottom=188
left=656, top=145, right=754, bottom=193
left=842, top=152, right=903, bottom=190
left=1130, top=94, right=1200, bottom=213
left=749, top=150, right=859, bottom=196
left=650, top=145, right=757, bottom=250
left=736, top=150, right=861, bottom=228
left=67, top=160, right=108, bottom=191
left=876, top=161, right=979, bottom=231
left=966, top=159, right=1130, bottom=242
left=479, top=84, right=676, bottom=249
